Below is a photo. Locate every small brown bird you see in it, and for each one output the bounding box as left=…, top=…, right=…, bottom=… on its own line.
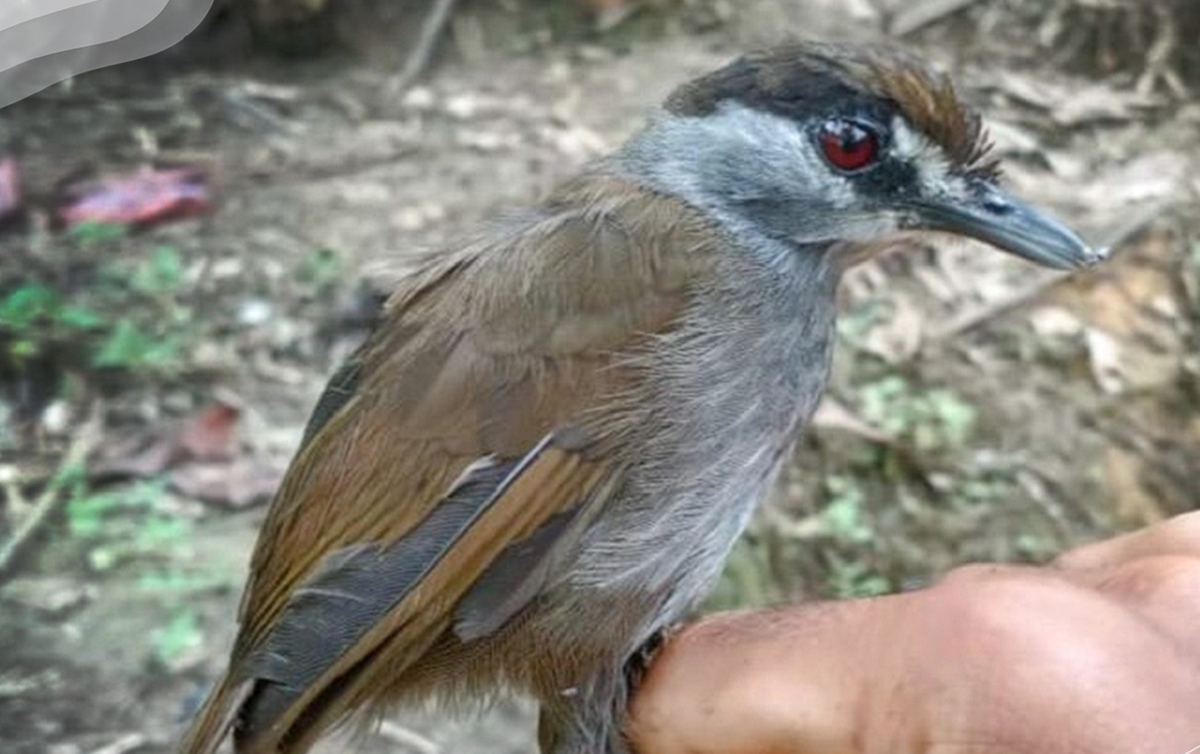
left=178, top=43, right=1103, bottom=754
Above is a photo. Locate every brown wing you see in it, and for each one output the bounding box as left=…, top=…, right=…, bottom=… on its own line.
left=176, top=174, right=718, bottom=754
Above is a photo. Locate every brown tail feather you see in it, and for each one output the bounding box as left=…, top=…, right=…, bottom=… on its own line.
left=175, top=675, right=251, bottom=754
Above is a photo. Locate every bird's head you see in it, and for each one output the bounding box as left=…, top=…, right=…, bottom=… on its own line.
left=618, top=43, right=1104, bottom=270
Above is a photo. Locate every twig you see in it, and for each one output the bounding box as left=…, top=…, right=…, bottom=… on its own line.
left=1015, top=469, right=1075, bottom=541
left=1136, top=3, right=1187, bottom=98
left=927, top=270, right=1068, bottom=343
left=87, top=733, right=147, bottom=754
left=222, top=88, right=300, bottom=135
left=0, top=406, right=102, bottom=583
left=389, top=0, right=460, bottom=95
left=925, top=199, right=1175, bottom=344
left=1, top=471, right=30, bottom=518
left=889, top=0, right=983, bottom=36
left=811, top=397, right=895, bottom=445
left=242, top=147, right=418, bottom=187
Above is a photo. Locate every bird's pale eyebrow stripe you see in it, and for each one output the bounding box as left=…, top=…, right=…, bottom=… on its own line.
left=867, top=61, right=998, bottom=179
left=889, top=117, right=971, bottom=198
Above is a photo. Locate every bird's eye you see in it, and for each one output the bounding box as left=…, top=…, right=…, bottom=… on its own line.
left=817, top=119, right=880, bottom=173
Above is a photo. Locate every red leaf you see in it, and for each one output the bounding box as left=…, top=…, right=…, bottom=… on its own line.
left=59, top=166, right=212, bottom=227
left=169, top=458, right=286, bottom=509
left=175, top=400, right=241, bottom=462
left=0, top=157, right=21, bottom=221
left=93, top=431, right=178, bottom=478
left=93, top=399, right=241, bottom=478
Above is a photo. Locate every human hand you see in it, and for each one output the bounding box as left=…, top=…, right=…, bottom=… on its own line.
left=628, top=512, right=1200, bottom=754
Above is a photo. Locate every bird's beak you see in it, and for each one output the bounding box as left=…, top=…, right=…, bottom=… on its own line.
left=908, top=180, right=1106, bottom=270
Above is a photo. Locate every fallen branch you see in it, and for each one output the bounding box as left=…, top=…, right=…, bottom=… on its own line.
left=889, top=0, right=983, bottom=36
left=87, top=733, right=148, bottom=754
left=926, top=270, right=1067, bottom=343
left=0, top=406, right=102, bottom=584
left=389, top=0, right=461, bottom=95
left=1136, top=2, right=1189, bottom=98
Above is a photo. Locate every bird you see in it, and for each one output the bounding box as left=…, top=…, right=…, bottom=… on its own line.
left=177, top=41, right=1103, bottom=754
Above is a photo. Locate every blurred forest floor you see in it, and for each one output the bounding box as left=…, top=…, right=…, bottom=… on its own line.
left=1, top=0, right=1198, bottom=752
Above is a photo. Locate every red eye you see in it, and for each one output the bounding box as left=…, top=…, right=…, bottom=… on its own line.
left=818, top=119, right=880, bottom=172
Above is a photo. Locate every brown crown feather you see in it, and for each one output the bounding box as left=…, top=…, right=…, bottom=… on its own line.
left=865, top=55, right=1000, bottom=180
left=667, top=43, right=1000, bottom=180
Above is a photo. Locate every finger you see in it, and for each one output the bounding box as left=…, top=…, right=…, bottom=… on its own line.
left=626, top=602, right=892, bottom=754
left=1052, top=513, right=1200, bottom=650
left=1065, top=555, right=1200, bottom=651
left=1055, top=511, right=1200, bottom=571
left=906, top=569, right=1200, bottom=754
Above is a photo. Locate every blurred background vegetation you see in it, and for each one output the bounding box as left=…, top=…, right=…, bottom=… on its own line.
left=1, top=0, right=1198, bottom=752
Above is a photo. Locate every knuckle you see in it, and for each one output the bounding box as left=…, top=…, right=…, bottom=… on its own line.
left=1099, top=557, right=1200, bottom=650
left=924, top=568, right=1093, bottom=663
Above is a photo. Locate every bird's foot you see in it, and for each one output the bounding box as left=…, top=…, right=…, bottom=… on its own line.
left=623, top=625, right=675, bottom=697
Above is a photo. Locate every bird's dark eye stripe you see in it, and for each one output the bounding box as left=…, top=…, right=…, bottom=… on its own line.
left=816, top=118, right=882, bottom=173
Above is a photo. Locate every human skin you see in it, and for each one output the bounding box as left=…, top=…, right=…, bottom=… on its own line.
left=627, top=512, right=1200, bottom=754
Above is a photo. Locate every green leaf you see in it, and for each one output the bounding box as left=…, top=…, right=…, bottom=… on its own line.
left=56, top=304, right=105, bottom=331
left=0, top=284, right=61, bottom=327
left=132, top=246, right=184, bottom=293
left=858, top=376, right=909, bottom=436
left=67, top=490, right=123, bottom=536
left=92, top=319, right=177, bottom=369
left=911, top=390, right=976, bottom=451
left=9, top=339, right=38, bottom=358
left=836, top=298, right=886, bottom=347
left=296, top=247, right=343, bottom=288
left=68, top=507, right=105, bottom=537
left=69, top=221, right=127, bottom=247
left=92, top=320, right=146, bottom=367
left=827, top=556, right=890, bottom=598
left=928, top=390, right=976, bottom=440
left=821, top=476, right=872, bottom=544
left=153, top=609, right=203, bottom=667
left=65, top=479, right=167, bottom=537
left=134, top=515, right=190, bottom=549
left=855, top=378, right=976, bottom=452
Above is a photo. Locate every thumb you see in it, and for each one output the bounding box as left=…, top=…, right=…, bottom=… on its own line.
left=626, top=603, right=888, bottom=754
